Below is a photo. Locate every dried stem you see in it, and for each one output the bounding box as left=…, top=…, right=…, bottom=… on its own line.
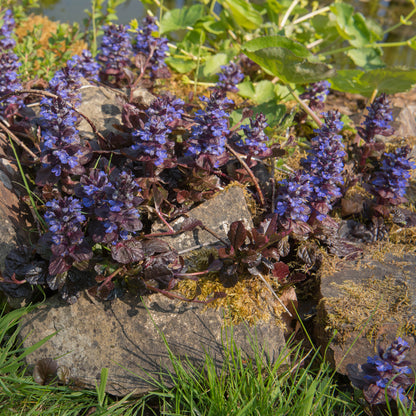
left=0, top=121, right=39, bottom=161
left=225, top=143, right=265, bottom=206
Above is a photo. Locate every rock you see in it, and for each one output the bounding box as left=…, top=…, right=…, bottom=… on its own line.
left=0, top=141, right=30, bottom=271
left=19, top=291, right=286, bottom=396
left=315, top=247, right=416, bottom=375
left=152, top=186, right=254, bottom=253
left=77, top=84, right=155, bottom=144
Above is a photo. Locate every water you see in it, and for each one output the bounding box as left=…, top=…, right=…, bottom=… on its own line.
left=35, top=0, right=145, bottom=26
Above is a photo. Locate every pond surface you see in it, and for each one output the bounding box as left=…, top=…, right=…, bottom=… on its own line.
left=35, top=0, right=416, bottom=67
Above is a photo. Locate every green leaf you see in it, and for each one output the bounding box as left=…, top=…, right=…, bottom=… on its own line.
left=231, top=102, right=286, bottom=128
left=202, top=53, right=229, bottom=77
left=243, top=38, right=335, bottom=84
left=220, top=0, right=262, bottom=30
left=165, top=57, right=196, bottom=73
left=330, top=3, right=371, bottom=48
left=160, top=4, right=205, bottom=34
left=347, top=47, right=384, bottom=70
left=238, top=80, right=276, bottom=104
left=330, top=68, right=416, bottom=96
left=243, top=35, right=311, bottom=59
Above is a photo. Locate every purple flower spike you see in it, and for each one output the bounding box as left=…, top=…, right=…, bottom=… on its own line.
left=68, top=50, right=100, bottom=82
left=133, top=15, right=169, bottom=77
left=301, top=110, right=345, bottom=218
left=235, top=113, right=271, bottom=158
left=371, top=145, right=415, bottom=205
left=97, top=24, right=132, bottom=82
left=131, top=94, right=184, bottom=166
left=359, top=93, right=394, bottom=143
left=0, top=9, right=22, bottom=116
left=44, top=196, right=92, bottom=275
left=355, top=337, right=415, bottom=406
left=300, top=80, right=331, bottom=111
left=215, top=62, right=244, bottom=93
left=187, top=90, right=233, bottom=166
left=275, top=173, right=313, bottom=222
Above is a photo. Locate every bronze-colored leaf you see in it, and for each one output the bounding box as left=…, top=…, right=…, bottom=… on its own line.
left=33, top=358, right=58, bottom=385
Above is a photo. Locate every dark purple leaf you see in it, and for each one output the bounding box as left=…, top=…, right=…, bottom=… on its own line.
left=228, top=221, right=247, bottom=251
left=272, top=262, right=290, bottom=282
left=46, top=272, right=68, bottom=291
left=48, top=257, right=72, bottom=276
left=111, top=240, right=144, bottom=264
left=297, top=245, right=316, bottom=267
left=142, top=239, right=171, bottom=255
left=178, top=217, right=203, bottom=232
left=71, top=242, right=93, bottom=263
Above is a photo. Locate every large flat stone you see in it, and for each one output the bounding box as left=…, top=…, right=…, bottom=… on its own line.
left=152, top=186, right=254, bottom=253
left=315, top=248, right=416, bottom=375
left=19, top=291, right=286, bottom=396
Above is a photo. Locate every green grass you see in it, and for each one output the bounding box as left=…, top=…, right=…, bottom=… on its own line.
left=0, top=302, right=412, bottom=416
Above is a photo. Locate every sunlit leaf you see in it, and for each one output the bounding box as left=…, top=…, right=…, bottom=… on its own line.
left=160, top=4, right=205, bottom=34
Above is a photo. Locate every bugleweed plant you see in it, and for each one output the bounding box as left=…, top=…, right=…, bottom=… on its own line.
left=0, top=1, right=415, bottom=413
left=0, top=1, right=415, bottom=308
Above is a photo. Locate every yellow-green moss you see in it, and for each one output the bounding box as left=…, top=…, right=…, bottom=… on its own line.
left=321, top=274, right=414, bottom=344
left=176, top=248, right=288, bottom=328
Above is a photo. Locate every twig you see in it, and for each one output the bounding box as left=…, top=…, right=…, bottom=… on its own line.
left=287, top=85, right=322, bottom=127
left=225, top=143, right=265, bottom=206
left=0, top=121, right=39, bottom=161
left=252, top=268, right=293, bottom=317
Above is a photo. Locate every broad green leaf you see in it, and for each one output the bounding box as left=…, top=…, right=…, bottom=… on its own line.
left=160, top=4, right=205, bottom=34
left=243, top=44, right=335, bottom=84
left=330, top=68, right=416, bottom=96
left=220, top=0, right=262, bottom=30
left=330, top=3, right=371, bottom=48
left=347, top=47, right=384, bottom=70
left=202, top=53, right=229, bottom=77
left=165, top=57, right=196, bottom=73
left=238, top=80, right=276, bottom=104
left=243, top=35, right=311, bottom=59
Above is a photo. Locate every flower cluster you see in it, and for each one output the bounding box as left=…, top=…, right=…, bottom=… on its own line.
left=235, top=113, right=270, bottom=157
left=301, top=111, right=345, bottom=211
left=358, top=93, right=394, bottom=143
left=44, top=196, right=93, bottom=275
left=96, top=24, right=132, bottom=82
left=187, top=90, right=233, bottom=165
left=0, top=9, right=22, bottom=116
left=276, top=111, right=345, bottom=222
left=75, top=170, right=143, bottom=244
left=371, top=145, right=415, bottom=205
left=67, top=50, right=100, bottom=82
left=131, top=94, right=184, bottom=166
left=215, top=62, right=244, bottom=93
left=300, top=80, right=331, bottom=111
left=275, top=173, right=313, bottom=222
left=360, top=337, right=414, bottom=405
left=133, top=16, right=169, bottom=76
left=38, top=63, right=86, bottom=181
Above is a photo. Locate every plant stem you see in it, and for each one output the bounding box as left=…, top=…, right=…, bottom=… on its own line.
left=383, top=7, right=416, bottom=35
left=0, top=121, right=38, bottom=161
left=279, top=0, right=300, bottom=29
left=287, top=85, right=322, bottom=127
left=225, top=143, right=265, bottom=207
left=292, top=6, right=330, bottom=25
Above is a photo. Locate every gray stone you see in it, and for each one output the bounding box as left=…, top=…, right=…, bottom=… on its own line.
left=19, top=291, right=286, bottom=396
left=0, top=144, right=29, bottom=271
left=315, top=250, right=416, bottom=375
left=77, top=84, right=155, bottom=143
left=152, top=186, right=254, bottom=253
